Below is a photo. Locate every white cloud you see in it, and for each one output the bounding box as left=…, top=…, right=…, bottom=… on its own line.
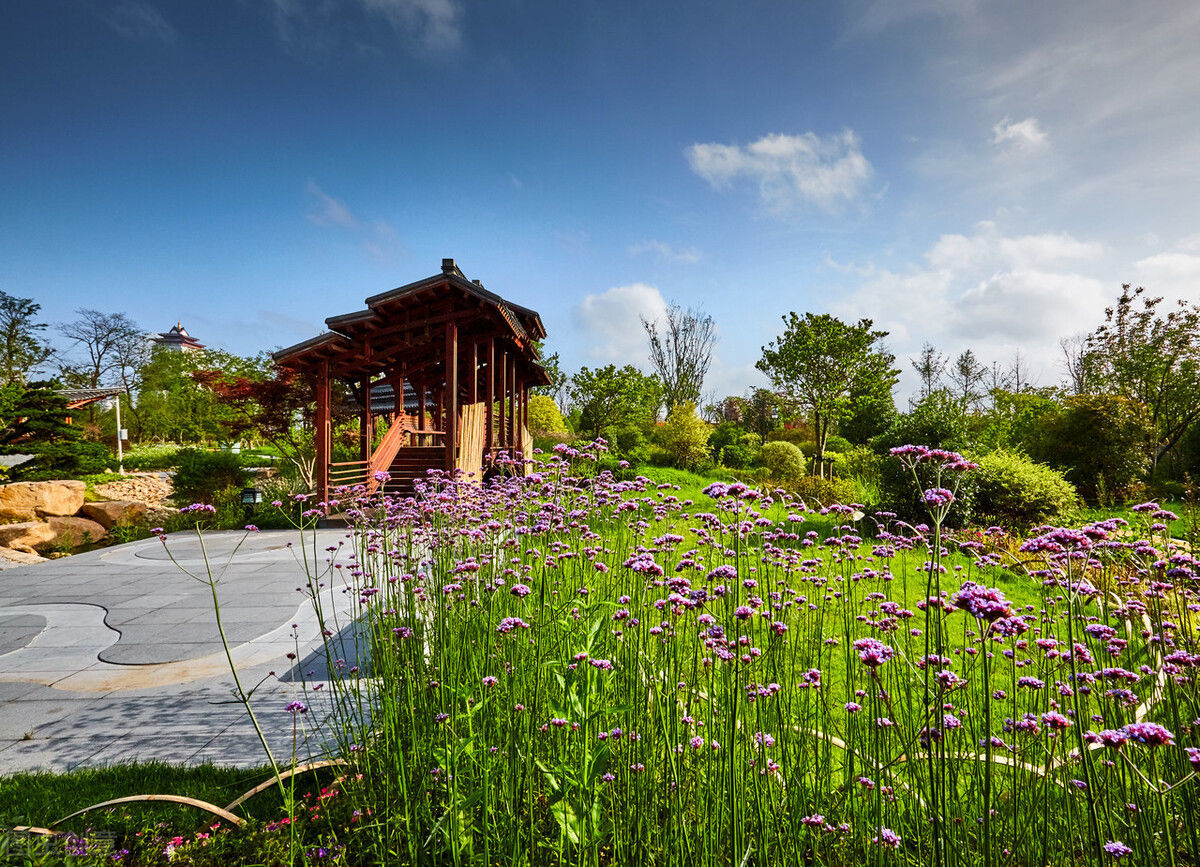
left=686, top=130, right=873, bottom=212
left=266, top=0, right=461, bottom=53
left=306, top=180, right=359, bottom=228
left=361, top=0, right=461, bottom=49
left=305, top=181, right=400, bottom=258
left=831, top=224, right=1110, bottom=394
left=990, top=116, right=1049, bottom=152
left=106, top=2, right=176, bottom=43
left=573, top=283, right=668, bottom=364
left=628, top=240, right=702, bottom=264
left=1135, top=251, right=1200, bottom=282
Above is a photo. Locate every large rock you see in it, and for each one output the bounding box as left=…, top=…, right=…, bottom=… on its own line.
left=0, top=521, right=56, bottom=554
left=40, top=516, right=107, bottom=551
left=0, top=480, right=86, bottom=521
left=79, top=500, right=148, bottom=530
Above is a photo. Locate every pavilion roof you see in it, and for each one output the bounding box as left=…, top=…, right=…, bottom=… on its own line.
left=272, top=260, right=549, bottom=385
left=57, top=386, right=125, bottom=410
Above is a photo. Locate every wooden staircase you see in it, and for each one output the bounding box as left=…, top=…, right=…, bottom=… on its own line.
left=382, top=446, right=446, bottom=495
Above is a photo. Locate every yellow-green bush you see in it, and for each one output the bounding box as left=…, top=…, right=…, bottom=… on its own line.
left=760, top=440, right=805, bottom=482
left=972, top=449, right=1077, bottom=525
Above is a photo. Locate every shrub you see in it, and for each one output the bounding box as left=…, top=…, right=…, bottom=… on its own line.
left=528, top=395, right=567, bottom=435
left=766, top=426, right=811, bottom=447
left=123, top=442, right=186, bottom=471
left=1031, top=394, right=1149, bottom=505
left=659, top=403, right=711, bottom=471
left=760, top=441, right=806, bottom=482
left=3, top=441, right=112, bottom=480
left=792, top=475, right=857, bottom=507
left=972, top=449, right=1077, bottom=526
left=171, top=448, right=250, bottom=505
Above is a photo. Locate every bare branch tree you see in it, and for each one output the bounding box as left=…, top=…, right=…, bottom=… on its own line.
left=910, top=342, right=947, bottom=402
left=1059, top=335, right=1094, bottom=395
left=642, top=303, right=717, bottom=413
left=948, top=349, right=987, bottom=409
left=57, top=309, right=147, bottom=389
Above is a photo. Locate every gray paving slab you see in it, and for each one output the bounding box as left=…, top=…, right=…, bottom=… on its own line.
left=0, top=528, right=364, bottom=775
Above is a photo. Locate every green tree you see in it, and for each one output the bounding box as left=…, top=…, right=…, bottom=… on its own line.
left=757, top=313, right=899, bottom=476
left=1084, top=284, right=1200, bottom=476
left=910, top=342, right=947, bottom=402
left=0, top=291, right=53, bottom=386
left=531, top=341, right=568, bottom=411
left=136, top=345, right=261, bottom=444
left=1031, top=393, right=1151, bottom=505
left=658, top=402, right=711, bottom=470
left=527, top=394, right=567, bottom=434
left=948, top=349, right=987, bottom=409
left=569, top=365, right=661, bottom=438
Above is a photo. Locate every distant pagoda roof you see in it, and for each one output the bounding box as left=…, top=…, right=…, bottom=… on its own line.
left=154, top=322, right=204, bottom=351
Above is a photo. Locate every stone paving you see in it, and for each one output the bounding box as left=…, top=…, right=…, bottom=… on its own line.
left=0, top=528, right=368, bottom=775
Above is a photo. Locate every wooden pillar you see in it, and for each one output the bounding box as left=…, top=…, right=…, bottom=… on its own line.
left=486, top=339, right=495, bottom=452
left=315, top=360, right=331, bottom=504
left=500, top=347, right=509, bottom=450
left=509, top=354, right=517, bottom=452
left=445, top=321, right=458, bottom=471
left=417, top=378, right=426, bottom=443
left=359, top=378, right=373, bottom=462
left=471, top=340, right=478, bottom=404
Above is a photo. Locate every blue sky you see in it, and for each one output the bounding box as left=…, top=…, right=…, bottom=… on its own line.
left=3, top=0, right=1199, bottom=400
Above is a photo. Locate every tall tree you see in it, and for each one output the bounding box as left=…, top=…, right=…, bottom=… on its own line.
left=1085, top=284, right=1200, bottom=474
left=910, top=342, right=947, bottom=402
left=948, top=349, right=987, bottom=409
left=531, top=341, right=568, bottom=412
left=0, top=291, right=53, bottom=386
left=757, top=313, right=899, bottom=476
left=1007, top=350, right=1033, bottom=394
left=642, top=304, right=716, bottom=412
left=569, top=364, right=661, bottom=437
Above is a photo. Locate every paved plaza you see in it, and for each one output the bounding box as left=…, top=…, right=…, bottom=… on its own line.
left=0, top=529, right=366, bottom=775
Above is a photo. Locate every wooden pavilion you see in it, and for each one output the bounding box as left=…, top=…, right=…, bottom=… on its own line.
left=272, top=259, right=549, bottom=502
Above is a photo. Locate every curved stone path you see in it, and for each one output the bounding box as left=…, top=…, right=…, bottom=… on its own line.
left=0, top=529, right=367, bottom=774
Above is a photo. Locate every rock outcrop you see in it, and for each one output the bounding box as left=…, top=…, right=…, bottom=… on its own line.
left=0, top=480, right=86, bottom=521
left=79, top=500, right=148, bottom=530
left=0, top=521, right=57, bottom=554
left=43, top=516, right=107, bottom=549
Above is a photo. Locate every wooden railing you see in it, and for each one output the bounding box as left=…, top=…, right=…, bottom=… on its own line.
left=366, top=418, right=409, bottom=493
left=328, top=460, right=370, bottom=489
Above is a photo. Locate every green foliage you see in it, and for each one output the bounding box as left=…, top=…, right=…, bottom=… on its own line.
left=1084, top=284, right=1200, bottom=474
left=791, top=474, right=857, bottom=507
left=972, top=449, right=1078, bottom=526
left=976, top=389, right=1060, bottom=452
left=135, top=345, right=265, bottom=444
left=5, top=440, right=112, bottom=480
left=758, top=312, right=898, bottom=474
left=170, top=448, right=251, bottom=505
left=570, top=364, right=661, bottom=437
left=122, top=442, right=186, bottom=470
left=0, top=290, right=53, bottom=386
left=838, top=388, right=896, bottom=444
left=708, top=422, right=758, bottom=469
left=759, top=440, right=806, bottom=482
left=528, top=394, right=567, bottom=434
left=873, top=389, right=972, bottom=455
left=1031, top=393, right=1150, bottom=505
left=658, top=403, right=711, bottom=470
left=0, top=380, right=79, bottom=445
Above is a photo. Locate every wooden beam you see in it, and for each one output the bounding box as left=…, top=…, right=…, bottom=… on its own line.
left=445, top=321, right=458, bottom=472
left=500, top=346, right=508, bottom=450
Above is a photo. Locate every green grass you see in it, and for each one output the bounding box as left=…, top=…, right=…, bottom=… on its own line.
left=0, top=762, right=284, bottom=833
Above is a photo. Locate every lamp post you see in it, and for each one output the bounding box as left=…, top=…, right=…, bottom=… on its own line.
left=241, top=486, right=262, bottom=523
